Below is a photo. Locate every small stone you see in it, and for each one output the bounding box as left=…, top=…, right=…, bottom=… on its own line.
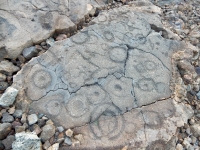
left=46, top=38, right=55, bottom=47
left=41, top=41, right=46, bottom=46
left=74, top=134, right=83, bottom=143
left=15, top=126, right=26, bottom=133
left=40, top=124, right=55, bottom=142
left=47, top=143, right=59, bottom=150
left=56, top=34, right=67, bottom=41
left=37, top=119, right=46, bottom=127
left=65, top=129, right=73, bottom=137
left=17, top=55, right=26, bottom=64
left=122, top=146, right=128, bottom=150
left=42, top=116, right=48, bottom=120
left=0, top=123, right=11, bottom=140
left=20, top=113, right=27, bottom=123
left=46, top=119, right=54, bottom=125
left=27, top=114, right=38, bottom=125
left=190, top=124, right=200, bottom=137
left=57, top=126, right=64, bottom=132
left=22, top=46, right=38, bottom=60
left=8, top=106, right=15, bottom=114
left=43, top=140, right=51, bottom=150
left=2, top=112, right=14, bottom=123
left=12, top=121, right=22, bottom=128
left=0, top=82, right=8, bottom=91
left=23, top=123, right=28, bottom=129
left=186, top=127, right=191, bottom=135
left=72, top=140, right=80, bottom=147
left=13, top=110, right=22, bottom=118
left=0, top=87, right=18, bottom=107
left=176, top=143, right=183, bottom=150
left=12, top=132, right=42, bottom=150
left=0, top=73, right=6, bottom=82
left=189, top=118, right=195, bottom=125
left=33, top=125, right=42, bottom=135
left=57, top=138, right=64, bottom=144
left=64, top=137, right=72, bottom=146
left=0, top=60, right=20, bottom=75
left=191, top=136, right=197, bottom=144
left=2, top=135, right=14, bottom=150
left=38, top=113, right=44, bottom=119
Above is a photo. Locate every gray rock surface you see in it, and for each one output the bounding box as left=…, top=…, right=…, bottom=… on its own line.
left=0, top=60, right=19, bottom=75
left=2, top=112, right=14, bottom=123
left=13, top=2, right=195, bottom=149
left=2, top=135, right=15, bottom=150
left=22, top=46, right=38, bottom=60
left=40, top=124, right=56, bottom=142
left=0, top=123, right=11, bottom=140
left=27, top=114, right=38, bottom=125
left=0, top=0, right=108, bottom=59
left=12, top=132, right=42, bottom=150
left=0, top=87, right=18, bottom=107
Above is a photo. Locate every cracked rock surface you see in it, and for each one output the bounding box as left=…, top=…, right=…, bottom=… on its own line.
left=12, top=3, right=195, bottom=149
left=0, top=0, right=107, bottom=59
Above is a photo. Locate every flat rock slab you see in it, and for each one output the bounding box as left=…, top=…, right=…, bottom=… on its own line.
left=0, top=0, right=107, bottom=59
left=13, top=4, right=194, bottom=149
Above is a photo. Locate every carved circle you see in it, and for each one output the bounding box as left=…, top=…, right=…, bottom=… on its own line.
left=103, top=31, right=114, bottom=41
left=71, top=32, right=89, bottom=44
left=137, top=78, right=155, bottom=92
left=45, top=100, right=61, bottom=116
left=109, top=47, right=127, bottom=63
left=86, top=86, right=106, bottom=105
left=107, top=79, right=127, bottom=97
left=98, top=14, right=107, bottom=22
left=33, top=70, right=52, bottom=89
left=145, top=60, right=156, bottom=70
left=156, top=82, right=168, bottom=93
left=66, top=95, right=89, bottom=118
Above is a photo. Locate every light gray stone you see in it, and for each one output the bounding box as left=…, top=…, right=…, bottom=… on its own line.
left=64, top=137, right=72, bottom=146
left=22, top=46, right=38, bottom=60
left=13, top=110, right=23, bottom=118
left=0, top=73, right=6, bottom=81
left=0, top=87, right=18, bottom=107
left=0, top=60, right=19, bottom=75
left=40, top=124, right=55, bottom=142
left=2, top=112, right=14, bottom=123
left=27, top=114, right=38, bottom=125
left=12, top=132, right=42, bottom=150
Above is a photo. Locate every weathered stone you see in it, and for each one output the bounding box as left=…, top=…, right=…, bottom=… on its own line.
left=190, top=124, right=200, bottom=137
left=56, top=34, right=67, bottom=41
left=0, top=123, right=11, bottom=140
left=0, top=82, right=8, bottom=91
left=12, top=132, right=42, bottom=150
left=0, top=87, right=18, bottom=107
left=43, top=140, right=51, bottom=150
left=8, top=106, right=15, bottom=114
left=2, top=112, right=14, bottom=123
left=13, top=110, right=23, bottom=118
left=64, top=137, right=72, bottom=146
left=40, top=124, right=55, bottom=142
left=15, top=126, right=26, bottom=133
left=0, top=141, right=4, bottom=150
left=0, top=73, right=6, bottom=81
left=12, top=2, right=195, bottom=149
left=22, top=46, right=38, bottom=60
left=47, top=143, right=59, bottom=150
left=65, top=129, right=73, bottom=137
left=57, top=126, right=64, bottom=133
left=27, top=114, right=38, bottom=125
left=2, top=135, right=15, bottom=150
left=0, top=60, right=19, bottom=75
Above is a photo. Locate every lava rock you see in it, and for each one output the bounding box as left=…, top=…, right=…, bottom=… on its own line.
left=40, top=124, right=55, bottom=142
left=0, top=123, right=12, bottom=140
left=22, top=46, right=38, bottom=60
left=0, top=87, right=18, bottom=107
left=12, top=132, right=42, bottom=150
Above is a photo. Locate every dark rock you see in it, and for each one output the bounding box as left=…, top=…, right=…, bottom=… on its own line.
left=22, top=46, right=38, bottom=60
left=0, top=123, right=12, bottom=140
left=0, top=141, right=5, bottom=150
left=12, top=121, right=22, bottom=128
left=0, top=82, right=8, bottom=91
left=40, top=124, right=55, bottom=142
left=13, top=110, right=23, bottom=118
left=2, top=112, right=14, bottom=123
left=2, top=135, right=14, bottom=150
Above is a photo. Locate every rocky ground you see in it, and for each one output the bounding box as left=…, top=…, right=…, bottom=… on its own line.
left=0, top=0, right=200, bottom=150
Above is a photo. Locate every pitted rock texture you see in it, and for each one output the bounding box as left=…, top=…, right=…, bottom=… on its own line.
left=0, top=0, right=107, bottom=59
left=13, top=4, right=194, bottom=149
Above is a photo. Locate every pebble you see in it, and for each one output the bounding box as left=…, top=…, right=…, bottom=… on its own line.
left=46, top=37, right=55, bottom=47
left=43, top=140, right=51, bottom=150
left=15, top=126, right=26, bottom=133
left=2, top=135, right=14, bottom=150
left=64, top=137, right=72, bottom=146
left=74, top=134, right=84, bottom=143
left=0, top=123, right=11, bottom=140
left=190, top=124, right=200, bottom=137
left=176, top=143, right=183, bottom=150
left=47, top=143, right=59, bottom=150
left=27, top=114, right=38, bottom=125
left=46, top=119, right=54, bottom=125
left=13, top=109, right=22, bottom=118
left=40, top=124, right=56, bottom=142
left=189, top=118, right=195, bottom=125
left=56, top=34, right=67, bottom=41
left=12, top=121, right=22, bottom=128
left=196, top=91, right=200, bottom=100
left=0, top=73, right=6, bottom=82
left=2, top=112, right=14, bottom=123
left=0, top=87, right=18, bottom=107
left=65, top=129, right=73, bottom=137
left=37, top=119, right=46, bottom=127
left=22, top=46, right=38, bottom=60
left=33, top=125, right=42, bottom=135
left=8, top=106, right=15, bottom=114
left=57, top=126, right=64, bottom=132
left=0, top=82, right=8, bottom=91
left=0, top=60, right=20, bottom=75
left=20, top=113, right=27, bottom=123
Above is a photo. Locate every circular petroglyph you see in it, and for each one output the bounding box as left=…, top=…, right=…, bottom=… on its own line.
left=137, top=78, right=155, bottom=92
left=156, top=82, right=168, bottom=93
left=90, top=103, right=125, bottom=140
left=45, top=100, right=62, bottom=116
left=71, top=32, right=89, bottom=44
left=109, top=47, right=127, bottom=63
left=135, top=63, right=146, bottom=73
left=145, top=60, right=156, bottom=70
left=106, top=79, right=127, bottom=97
left=103, top=31, right=114, bottom=42
left=86, top=86, right=107, bottom=105
left=98, top=14, right=107, bottom=22
left=33, top=70, right=52, bottom=89
left=135, top=34, right=146, bottom=44
left=143, top=111, right=162, bottom=129
left=66, top=95, right=89, bottom=118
